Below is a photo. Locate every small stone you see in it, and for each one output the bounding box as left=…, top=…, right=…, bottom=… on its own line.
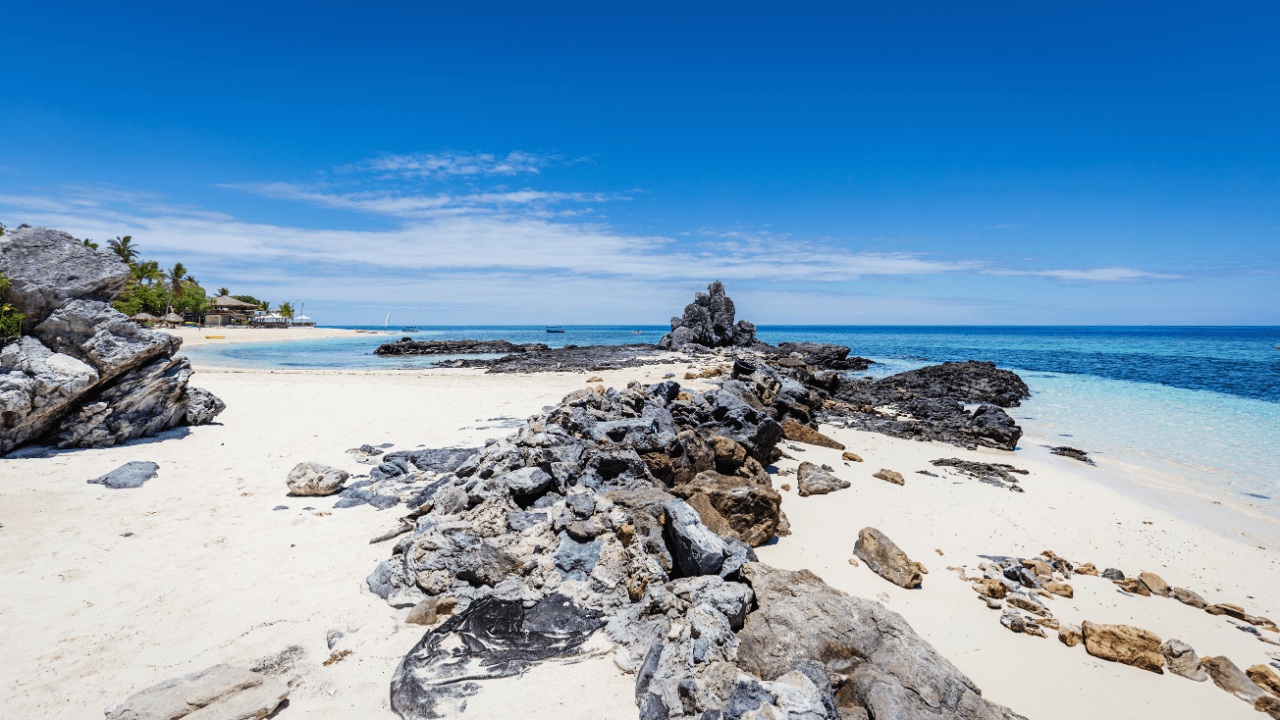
left=88, top=461, right=159, bottom=490
left=847, top=558, right=859, bottom=567
left=872, top=469, right=904, bottom=486
left=841, top=452, right=863, bottom=462
left=1076, top=563, right=1100, bottom=576
left=780, top=483, right=791, bottom=491
left=586, top=376, right=603, bottom=383
left=1115, top=578, right=1151, bottom=596
left=1101, top=567, right=1125, bottom=581
left=972, top=578, right=1008, bottom=599
left=272, top=505, right=288, bottom=511
left=286, top=461, right=350, bottom=496
left=1162, top=638, right=1209, bottom=681
left=854, top=527, right=922, bottom=589
left=982, top=596, right=1003, bottom=609
left=1008, top=595, right=1050, bottom=617
left=781, top=420, right=845, bottom=450
left=796, top=462, right=850, bottom=496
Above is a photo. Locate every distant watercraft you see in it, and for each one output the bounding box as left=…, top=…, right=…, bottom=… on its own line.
left=402, top=327, right=421, bottom=333
left=546, top=326, right=566, bottom=333
left=631, top=330, right=644, bottom=334
left=384, top=310, right=393, bottom=332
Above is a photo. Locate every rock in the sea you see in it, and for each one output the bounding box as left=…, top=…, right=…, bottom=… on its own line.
left=1173, top=586, right=1208, bottom=608
left=286, top=461, right=350, bottom=496
left=1081, top=621, right=1164, bottom=673
left=1202, top=655, right=1269, bottom=704
left=854, top=527, right=923, bottom=589
left=781, top=420, right=845, bottom=450
left=0, top=227, right=224, bottom=454
left=88, top=461, right=159, bottom=489
left=1161, top=638, right=1209, bottom=681
left=872, top=468, right=905, bottom=486
left=736, top=563, right=1025, bottom=719
left=103, top=663, right=288, bottom=720
left=1138, top=571, right=1172, bottom=597
left=657, top=281, right=758, bottom=350
left=796, top=461, right=850, bottom=496
left=391, top=595, right=605, bottom=720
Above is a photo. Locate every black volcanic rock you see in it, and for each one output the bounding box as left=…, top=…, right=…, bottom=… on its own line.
left=863, top=360, right=1030, bottom=408
left=439, top=344, right=681, bottom=374
left=375, top=339, right=548, bottom=356
left=658, top=281, right=758, bottom=350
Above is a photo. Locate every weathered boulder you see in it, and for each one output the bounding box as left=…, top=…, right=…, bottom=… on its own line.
left=1081, top=621, right=1164, bottom=673
left=872, top=468, right=905, bottom=486
left=1044, top=581, right=1073, bottom=598
left=384, top=447, right=480, bottom=474
left=797, top=462, right=850, bottom=496
left=1161, top=638, right=1209, bottom=681
left=0, top=226, right=130, bottom=326
left=1115, top=578, right=1152, bottom=596
left=1057, top=623, right=1083, bottom=647
left=184, top=387, right=226, bottom=426
left=103, top=663, right=288, bottom=720
left=657, top=281, right=758, bottom=350
left=1172, top=586, right=1208, bottom=608
left=1202, top=655, right=1268, bottom=704
left=88, top=461, right=159, bottom=489
left=841, top=451, right=863, bottom=462
left=1138, top=571, right=1171, bottom=597
left=1247, top=664, right=1280, bottom=696
left=670, top=471, right=782, bottom=546
left=54, top=356, right=216, bottom=448
left=736, top=563, right=1026, bottom=719
left=34, top=298, right=180, bottom=382
left=286, top=461, right=350, bottom=496
left=854, top=527, right=923, bottom=589
left=664, top=498, right=729, bottom=577
left=781, top=420, right=845, bottom=450
left=495, top=466, right=554, bottom=497
left=0, top=337, right=98, bottom=454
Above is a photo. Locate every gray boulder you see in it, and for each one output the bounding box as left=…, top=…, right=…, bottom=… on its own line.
left=33, top=298, right=180, bottom=382
left=1161, top=638, right=1209, bottom=681
left=286, top=461, right=350, bottom=496
left=0, top=226, right=130, bottom=326
left=657, top=281, right=758, bottom=350
left=0, top=337, right=98, bottom=454
left=1202, top=655, right=1269, bottom=704
left=185, top=387, right=226, bottom=425
left=88, top=461, right=159, bottom=489
left=664, top=498, right=729, bottom=577
left=797, top=462, right=851, bottom=497
left=53, top=356, right=206, bottom=448
left=737, top=563, right=1026, bottom=719
left=103, top=663, right=288, bottom=720
left=496, top=466, right=554, bottom=497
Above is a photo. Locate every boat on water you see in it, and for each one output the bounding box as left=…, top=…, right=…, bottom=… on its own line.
left=546, top=326, right=566, bottom=333
left=631, top=330, right=644, bottom=334
left=402, top=327, right=421, bottom=333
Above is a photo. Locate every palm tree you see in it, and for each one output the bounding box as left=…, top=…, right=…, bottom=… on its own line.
left=217, top=287, right=231, bottom=298
left=131, top=261, right=161, bottom=287
left=277, top=301, right=294, bottom=318
left=163, top=263, right=188, bottom=314
left=258, top=300, right=269, bottom=312
left=82, top=238, right=100, bottom=250
left=107, top=236, right=139, bottom=265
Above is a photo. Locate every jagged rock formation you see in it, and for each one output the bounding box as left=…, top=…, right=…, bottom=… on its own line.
left=0, top=227, right=224, bottom=454
left=658, top=281, right=758, bottom=350
left=374, top=339, right=549, bottom=356
left=368, top=371, right=1024, bottom=720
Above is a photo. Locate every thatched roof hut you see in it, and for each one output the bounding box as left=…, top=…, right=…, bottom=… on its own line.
left=130, top=312, right=159, bottom=323
left=161, top=312, right=184, bottom=323
left=210, top=296, right=258, bottom=309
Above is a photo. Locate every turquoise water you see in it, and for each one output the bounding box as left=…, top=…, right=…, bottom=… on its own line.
left=183, top=325, right=1280, bottom=533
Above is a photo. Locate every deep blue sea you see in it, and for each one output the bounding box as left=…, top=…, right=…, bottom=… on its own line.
left=183, top=326, right=1280, bottom=541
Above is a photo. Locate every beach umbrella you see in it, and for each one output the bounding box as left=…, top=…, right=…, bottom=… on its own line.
left=161, top=312, right=183, bottom=323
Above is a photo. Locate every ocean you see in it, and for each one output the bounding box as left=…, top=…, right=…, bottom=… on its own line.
left=182, top=325, right=1280, bottom=544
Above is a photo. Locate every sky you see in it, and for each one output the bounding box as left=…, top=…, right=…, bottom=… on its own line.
left=2, top=2, right=1277, bottom=326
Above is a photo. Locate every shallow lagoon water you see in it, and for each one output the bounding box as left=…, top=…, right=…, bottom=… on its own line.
left=183, top=325, right=1280, bottom=540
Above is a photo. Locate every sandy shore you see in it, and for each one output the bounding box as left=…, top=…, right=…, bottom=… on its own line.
left=167, top=326, right=358, bottom=347
left=1, top=364, right=1277, bottom=719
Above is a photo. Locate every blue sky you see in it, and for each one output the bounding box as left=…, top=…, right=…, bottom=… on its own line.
left=2, top=2, right=1277, bottom=325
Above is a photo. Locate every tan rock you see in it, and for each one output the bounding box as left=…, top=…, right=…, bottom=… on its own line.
left=708, top=435, right=747, bottom=473
left=104, top=664, right=289, bottom=720
left=1202, top=655, right=1268, bottom=704
left=1257, top=695, right=1280, bottom=719
left=684, top=490, right=742, bottom=542
left=1115, top=578, right=1151, bottom=596
left=1206, top=602, right=1247, bottom=619
left=1045, top=581, right=1074, bottom=598
left=841, top=451, right=863, bottom=462
left=586, top=376, right=603, bottom=383
left=1172, top=586, right=1207, bottom=608
left=1076, top=563, right=1100, bottom=576
left=1021, top=559, right=1053, bottom=578
left=676, top=392, right=692, bottom=402
left=872, top=469, right=905, bottom=486
left=854, top=527, right=922, bottom=589
left=1008, top=595, right=1051, bottom=617
left=972, top=578, right=1008, bottom=599
left=1138, top=571, right=1172, bottom=597
left=847, top=558, right=859, bottom=567
left=405, top=596, right=457, bottom=627
left=672, top=472, right=782, bottom=546
left=1057, top=623, right=1083, bottom=647
left=781, top=420, right=846, bottom=450
left=616, top=524, right=635, bottom=546
left=1247, top=664, right=1280, bottom=696
left=780, top=483, right=791, bottom=491
left=1081, top=621, right=1164, bottom=674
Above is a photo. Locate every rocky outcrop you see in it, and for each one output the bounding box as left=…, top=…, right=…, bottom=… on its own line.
left=441, top=343, right=680, bottom=374
left=286, top=461, right=350, bottom=496
left=930, top=457, right=1027, bottom=491
left=670, top=471, right=781, bottom=546
left=1081, top=621, right=1164, bottom=674
left=658, top=281, right=758, bottom=350
left=0, top=227, right=224, bottom=454
left=854, top=527, right=924, bottom=589
left=104, top=664, right=288, bottom=720
left=375, top=338, right=549, bottom=356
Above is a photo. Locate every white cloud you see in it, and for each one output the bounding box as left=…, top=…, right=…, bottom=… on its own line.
left=337, top=151, right=563, bottom=179
left=982, top=267, right=1181, bottom=282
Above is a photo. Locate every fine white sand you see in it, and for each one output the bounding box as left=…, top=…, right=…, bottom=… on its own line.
left=168, top=326, right=359, bottom=347
left=1, top=362, right=1277, bottom=719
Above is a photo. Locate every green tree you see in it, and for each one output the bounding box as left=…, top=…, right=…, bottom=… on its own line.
left=82, top=238, right=100, bottom=250
left=107, top=236, right=139, bottom=265
left=0, top=274, right=26, bottom=339
left=131, top=261, right=162, bottom=287
left=162, top=263, right=188, bottom=314
left=277, top=301, right=294, bottom=318
left=0, top=222, right=6, bottom=236
left=216, top=287, right=231, bottom=298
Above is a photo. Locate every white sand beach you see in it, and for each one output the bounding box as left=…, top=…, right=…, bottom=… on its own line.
left=167, top=326, right=359, bottom=347
left=2, top=360, right=1277, bottom=719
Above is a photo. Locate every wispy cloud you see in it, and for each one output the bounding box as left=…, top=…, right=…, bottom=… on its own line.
left=337, top=151, right=575, bottom=179
left=226, top=182, right=624, bottom=219
left=983, top=267, right=1182, bottom=282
